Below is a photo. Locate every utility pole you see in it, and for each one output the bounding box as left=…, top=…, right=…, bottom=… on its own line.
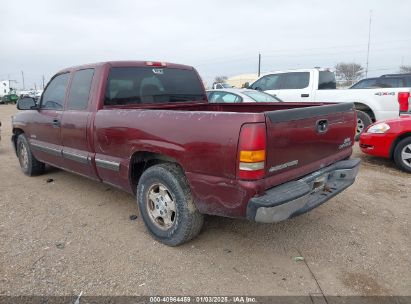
left=365, top=10, right=372, bottom=77
left=258, top=53, right=261, bottom=77
left=42, top=75, right=45, bottom=89
left=352, top=62, right=355, bottom=86
left=21, top=70, right=25, bottom=90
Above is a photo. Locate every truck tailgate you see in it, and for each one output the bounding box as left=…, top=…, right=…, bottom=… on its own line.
left=264, top=103, right=356, bottom=180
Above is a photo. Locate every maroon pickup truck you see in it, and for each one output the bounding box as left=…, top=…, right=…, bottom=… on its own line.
left=12, top=61, right=360, bottom=246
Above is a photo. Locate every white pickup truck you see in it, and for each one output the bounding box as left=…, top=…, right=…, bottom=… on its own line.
left=249, top=68, right=411, bottom=137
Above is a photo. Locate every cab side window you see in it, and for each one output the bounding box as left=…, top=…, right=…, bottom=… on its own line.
left=280, top=72, right=310, bottom=89
left=67, top=69, right=94, bottom=110
left=41, top=73, right=69, bottom=110
left=251, top=74, right=280, bottom=91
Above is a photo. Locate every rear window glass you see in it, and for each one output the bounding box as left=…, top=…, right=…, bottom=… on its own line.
left=351, top=79, right=373, bottom=89
left=105, top=67, right=206, bottom=105
left=352, top=78, right=404, bottom=89
left=374, top=78, right=402, bottom=88
left=318, top=71, right=336, bottom=89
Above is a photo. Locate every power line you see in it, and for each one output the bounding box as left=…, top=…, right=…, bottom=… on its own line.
left=193, top=37, right=411, bottom=66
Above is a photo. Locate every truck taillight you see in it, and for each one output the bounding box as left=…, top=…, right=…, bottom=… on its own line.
left=237, top=123, right=266, bottom=180
left=146, top=61, right=167, bottom=67
left=398, top=92, right=410, bottom=113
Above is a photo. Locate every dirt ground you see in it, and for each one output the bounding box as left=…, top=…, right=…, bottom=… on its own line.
left=0, top=104, right=410, bottom=296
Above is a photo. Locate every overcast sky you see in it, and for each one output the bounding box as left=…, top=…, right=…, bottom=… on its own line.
left=1, top=0, right=410, bottom=89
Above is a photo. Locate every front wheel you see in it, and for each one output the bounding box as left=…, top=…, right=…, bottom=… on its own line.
left=136, top=163, right=204, bottom=246
left=393, top=137, right=411, bottom=173
left=16, top=134, right=45, bottom=176
left=355, top=111, right=372, bottom=141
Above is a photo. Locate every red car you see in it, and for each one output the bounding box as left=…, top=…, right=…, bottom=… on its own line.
left=360, top=115, right=411, bottom=173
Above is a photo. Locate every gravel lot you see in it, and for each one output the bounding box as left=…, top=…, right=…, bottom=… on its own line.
left=0, top=104, right=410, bottom=296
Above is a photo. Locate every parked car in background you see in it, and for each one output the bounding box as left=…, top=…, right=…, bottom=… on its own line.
left=211, top=82, right=234, bottom=89
left=380, top=73, right=411, bottom=84
left=248, top=68, right=411, bottom=138
left=0, top=93, right=19, bottom=104
left=12, top=60, right=360, bottom=246
left=207, top=88, right=282, bottom=103
left=360, top=115, right=411, bottom=173
left=350, top=74, right=411, bottom=89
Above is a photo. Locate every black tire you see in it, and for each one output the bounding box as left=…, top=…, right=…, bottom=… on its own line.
left=355, top=110, right=372, bottom=141
left=137, top=163, right=204, bottom=246
left=16, top=134, right=45, bottom=176
left=393, top=137, right=411, bottom=173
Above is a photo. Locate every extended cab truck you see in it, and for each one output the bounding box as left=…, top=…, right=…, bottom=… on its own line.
left=12, top=61, right=360, bottom=246
left=249, top=68, right=411, bottom=138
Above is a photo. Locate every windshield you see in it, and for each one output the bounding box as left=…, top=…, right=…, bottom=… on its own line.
left=105, top=67, right=206, bottom=105
left=242, top=90, right=281, bottom=102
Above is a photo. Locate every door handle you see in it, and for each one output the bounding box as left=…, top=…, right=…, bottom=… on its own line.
left=301, top=94, right=309, bottom=98
left=52, top=119, right=61, bottom=128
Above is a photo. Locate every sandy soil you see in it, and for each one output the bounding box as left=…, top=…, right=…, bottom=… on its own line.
left=0, top=104, right=409, bottom=296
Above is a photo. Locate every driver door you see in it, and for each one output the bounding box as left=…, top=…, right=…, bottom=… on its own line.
left=28, top=73, right=70, bottom=168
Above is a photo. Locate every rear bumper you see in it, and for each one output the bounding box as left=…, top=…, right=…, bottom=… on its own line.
left=246, top=158, right=361, bottom=223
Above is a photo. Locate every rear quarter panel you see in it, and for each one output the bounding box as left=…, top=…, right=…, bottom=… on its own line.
left=93, top=109, right=263, bottom=193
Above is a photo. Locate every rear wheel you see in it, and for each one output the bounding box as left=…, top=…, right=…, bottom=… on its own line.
left=355, top=111, right=372, bottom=141
left=17, top=134, right=45, bottom=176
left=393, top=137, right=411, bottom=173
left=136, top=163, right=204, bottom=246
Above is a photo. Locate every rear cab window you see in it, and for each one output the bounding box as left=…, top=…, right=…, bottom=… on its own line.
left=104, top=67, right=206, bottom=105
left=318, top=71, right=336, bottom=89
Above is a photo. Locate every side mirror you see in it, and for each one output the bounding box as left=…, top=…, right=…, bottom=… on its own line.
left=17, top=97, right=37, bottom=110
left=243, top=82, right=250, bottom=88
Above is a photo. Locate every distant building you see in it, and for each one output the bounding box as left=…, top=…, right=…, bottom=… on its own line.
left=226, top=73, right=259, bottom=88
left=0, top=80, right=11, bottom=97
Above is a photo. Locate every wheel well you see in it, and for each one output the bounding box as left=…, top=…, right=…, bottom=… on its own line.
left=389, top=132, right=411, bottom=159
left=354, top=103, right=376, bottom=122
left=12, top=128, right=24, bottom=155
left=129, top=151, right=181, bottom=194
